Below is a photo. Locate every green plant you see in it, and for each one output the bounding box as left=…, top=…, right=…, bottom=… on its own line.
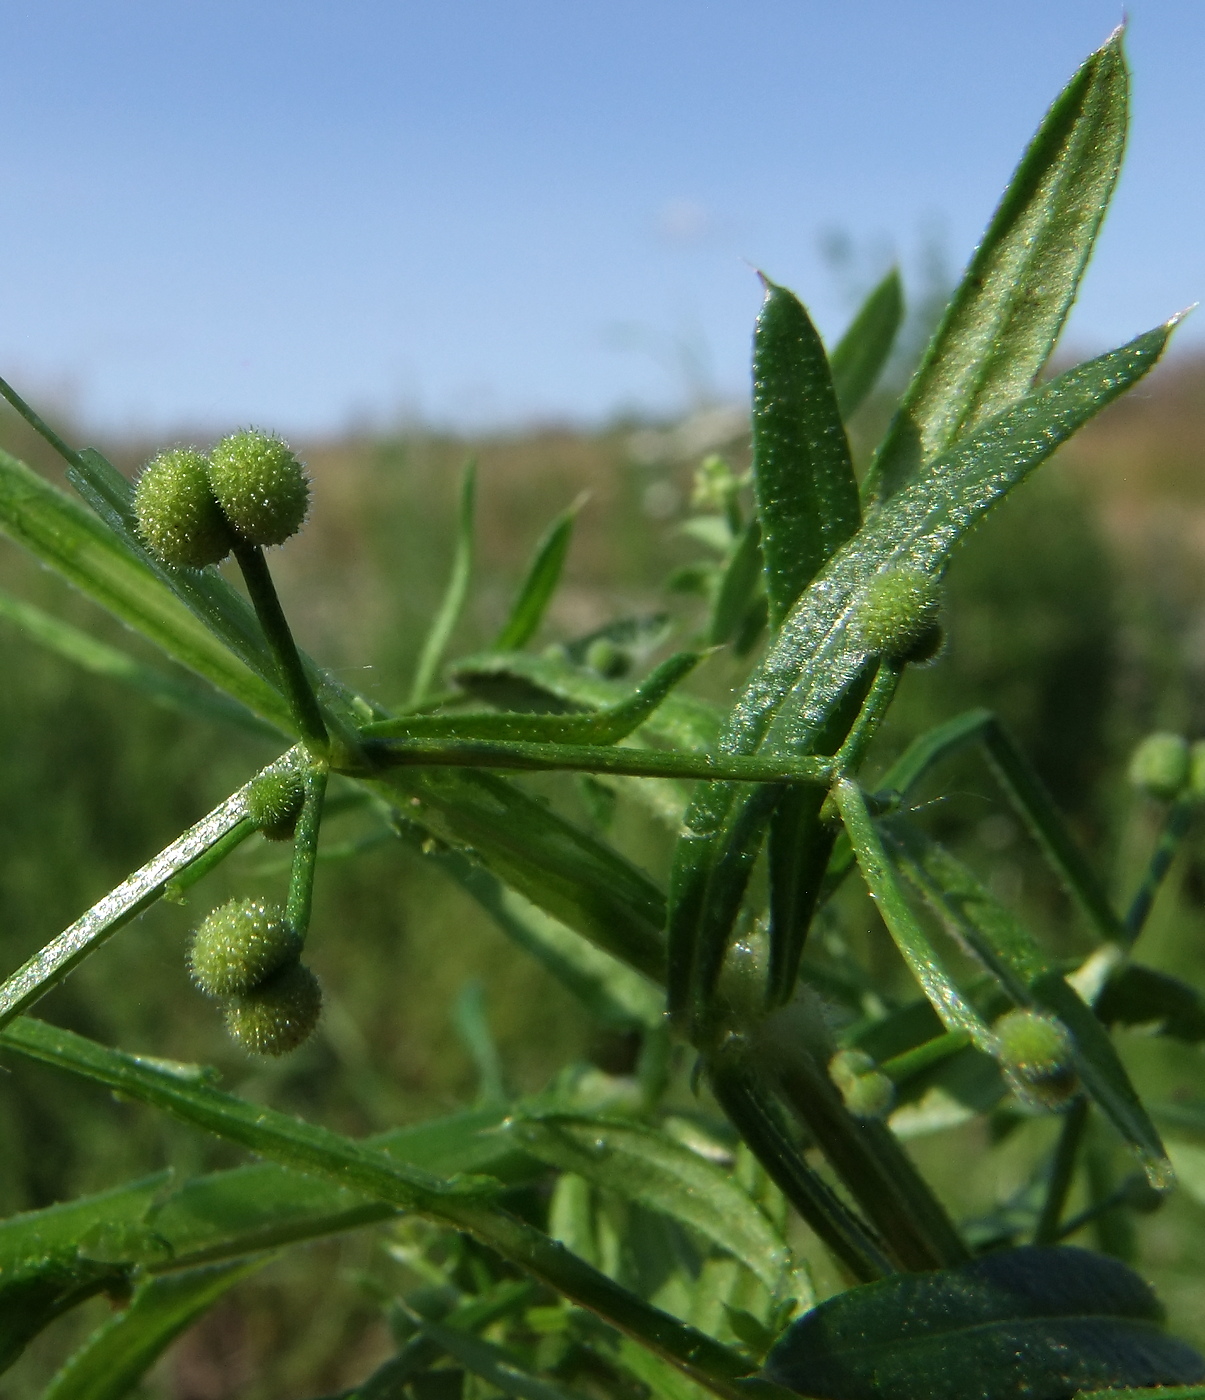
left=1, top=25, right=1204, bottom=1400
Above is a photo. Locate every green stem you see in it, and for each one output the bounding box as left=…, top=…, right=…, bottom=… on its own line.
left=233, top=541, right=328, bottom=749
left=879, top=1030, right=972, bottom=1084
left=0, top=372, right=87, bottom=469
left=363, top=737, right=832, bottom=786
left=287, top=766, right=329, bottom=937
left=1034, top=1096, right=1089, bottom=1245
left=164, top=818, right=256, bottom=902
left=832, top=662, right=902, bottom=777
left=1124, top=797, right=1194, bottom=945
left=708, top=1054, right=894, bottom=1282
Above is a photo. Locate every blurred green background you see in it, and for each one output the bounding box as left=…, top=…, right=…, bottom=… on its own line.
left=2, top=348, right=1205, bottom=1396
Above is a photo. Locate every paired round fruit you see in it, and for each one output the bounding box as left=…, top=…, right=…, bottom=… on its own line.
left=993, top=1008, right=1080, bottom=1112
left=1128, top=732, right=1190, bottom=801
left=134, top=429, right=309, bottom=567
left=246, top=770, right=307, bottom=842
left=190, top=897, right=319, bottom=1057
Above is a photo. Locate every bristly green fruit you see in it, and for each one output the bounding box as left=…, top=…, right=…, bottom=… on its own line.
left=828, top=1049, right=895, bottom=1120
left=225, top=961, right=322, bottom=1056
left=247, top=770, right=306, bottom=841
left=208, top=429, right=310, bottom=547
left=1128, top=731, right=1190, bottom=800
left=189, top=897, right=302, bottom=999
left=852, top=566, right=943, bottom=663
left=133, top=447, right=233, bottom=568
left=993, top=1008, right=1081, bottom=1112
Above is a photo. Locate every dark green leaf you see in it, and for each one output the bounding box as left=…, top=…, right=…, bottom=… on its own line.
left=829, top=269, right=904, bottom=420
left=668, top=320, right=1174, bottom=1018
left=39, top=1260, right=266, bottom=1400
left=863, top=29, right=1129, bottom=504
left=760, top=1246, right=1203, bottom=1400
left=494, top=497, right=583, bottom=651
left=412, top=1316, right=580, bottom=1400
left=0, top=1259, right=131, bottom=1374
left=750, top=279, right=860, bottom=630
left=1095, top=964, right=1205, bottom=1043
left=711, top=519, right=766, bottom=649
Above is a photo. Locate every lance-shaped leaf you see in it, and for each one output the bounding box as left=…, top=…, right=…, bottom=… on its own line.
left=39, top=1259, right=267, bottom=1400
left=760, top=1246, right=1203, bottom=1400
left=1095, top=964, right=1205, bottom=1044
left=494, top=495, right=584, bottom=651
left=0, top=448, right=292, bottom=730
left=0, top=1259, right=132, bottom=1374
left=412, top=1314, right=581, bottom=1400
left=0, top=1018, right=752, bottom=1394
left=750, top=278, right=860, bottom=630
left=829, top=268, right=904, bottom=420
left=507, top=1112, right=793, bottom=1296
left=412, top=459, right=476, bottom=703
left=883, top=819, right=1172, bottom=1189
left=710, top=518, right=766, bottom=651
left=668, top=319, right=1175, bottom=1019
left=863, top=28, right=1129, bottom=505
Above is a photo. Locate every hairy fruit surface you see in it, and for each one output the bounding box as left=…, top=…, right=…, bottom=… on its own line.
left=208, top=429, right=310, bottom=547
left=134, top=448, right=232, bottom=568
left=852, top=566, right=943, bottom=663
left=225, top=961, right=322, bottom=1056
left=190, top=897, right=302, bottom=999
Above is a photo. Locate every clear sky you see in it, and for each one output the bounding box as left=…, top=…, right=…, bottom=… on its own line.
left=0, top=1, right=1200, bottom=436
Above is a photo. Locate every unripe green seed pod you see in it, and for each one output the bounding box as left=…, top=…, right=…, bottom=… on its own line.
left=224, top=961, right=322, bottom=1056
left=208, top=429, right=309, bottom=546
left=1128, top=732, right=1190, bottom=800
left=246, top=770, right=306, bottom=841
left=584, top=638, right=630, bottom=678
left=852, top=567, right=943, bottom=663
left=134, top=448, right=232, bottom=568
left=993, top=1009, right=1080, bottom=1112
left=1189, top=741, right=1205, bottom=802
left=828, top=1049, right=895, bottom=1119
left=189, top=898, right=302, bottom=999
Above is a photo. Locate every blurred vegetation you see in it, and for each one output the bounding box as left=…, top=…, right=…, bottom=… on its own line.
left=3, top=349, right=1205, bottom=1395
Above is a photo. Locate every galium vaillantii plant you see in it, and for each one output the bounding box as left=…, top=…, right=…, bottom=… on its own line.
left=2, top=24, right=1205, bottom=1400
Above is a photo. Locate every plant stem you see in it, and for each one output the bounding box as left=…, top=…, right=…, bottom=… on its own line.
left=832, top=661, right=902, bottom=776
left=708, top=1054, right=894, bottom=1282
left=1124, top=797, right=1194, bottom=945
left=164, top=818, right=257, bottom=902
left=287, top=766, right=329, bottom=937
left=363, top=737, right=832, bottom=786
left=1034, top=1096, right=1090, bottom=1245
left=233, top=541, right=328, bottom=749
left=879, top=1029, right=972, bottom=1083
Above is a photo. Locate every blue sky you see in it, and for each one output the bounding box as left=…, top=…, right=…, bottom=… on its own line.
left=0, top=1, right=1200, bottom=436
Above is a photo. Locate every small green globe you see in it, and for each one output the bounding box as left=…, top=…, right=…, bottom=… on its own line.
left=134, top=448, right=232, bottom=568
left=993, top=1008, right=1080, bottom=1112
left=225, top=961, right=322, bottom=1056
left=584, top=638, right=630, bottom=678
left=247, top=770, right=306, bottom=841
left=189, top=898, right=302, bottom=999
left=828, top=1049, right=895, bottom=1120
left=852, top=566, right=943, bottom=663
left=208, top=429, right=310, bottom=547
left=1128, top=732, right=1190, bottom=801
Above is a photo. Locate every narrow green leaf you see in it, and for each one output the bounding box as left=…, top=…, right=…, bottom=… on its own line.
left=761, top=1246, right=1203, bottom=1400
left=0, top=1018, right=751, bottom=1396
left=454, top=980, right=506, bottom=1105
left=751, top=279, right=860, bottom=629
left=0, top=585, right=273, bottom=734
left=1076, top=1389, right=1205, bottom=1399
left=883, top=820, right=1172, bottom=1189
left=390, top=813, right=663, bottom=1029
left=40, top=1259, right=267, bottom=1400
left=0, top=1259, right=130, bottom=1374
left=411, top=460, right=476, bottom=703
left=863, top=28, right=1130, bottom=504
left=828, top=269, right=904, bottom=419
left=495, top=496, right=584, bottom=651
left=710, top=519, right=766, bottom=649
left=0, top=1175, right=169, bottom=1277
left=413, top=1315, right=580, bottom=1400
left=1095, top=964, right=1205, bottom=1044
left=668, top=320, right=1174, bottom=1017
left=833, top=781, right=995, bottom=1049
left=369, top=652, right=701, bottom=745
left=0, top=447, right=293, bottom=730
left=508, top=1113, right=792, bottom=1295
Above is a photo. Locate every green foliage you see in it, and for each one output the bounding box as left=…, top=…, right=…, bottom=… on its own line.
left=2, top=27, right=1205, bottom=1400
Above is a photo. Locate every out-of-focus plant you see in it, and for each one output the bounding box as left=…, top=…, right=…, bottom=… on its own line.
left=1, top=26, right=1204, bottom=1400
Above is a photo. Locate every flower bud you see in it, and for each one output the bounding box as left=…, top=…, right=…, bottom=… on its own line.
left=246, top=770, right=306, bottom=841
left=134, top=448, right=232, bottom=568
left=828, top=1049, right=895, bottom=1120
left=852, top=567, right=943, bottom=664
left=993, top=1009, right=1080, bottom=1112
left=189, top=898, right=302, bottom=999
left=1128, top=732, right=1190, bottom=801
left=208, top=429, right=309, bottom=547
left=224, top=961, right=322, bottom=1056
